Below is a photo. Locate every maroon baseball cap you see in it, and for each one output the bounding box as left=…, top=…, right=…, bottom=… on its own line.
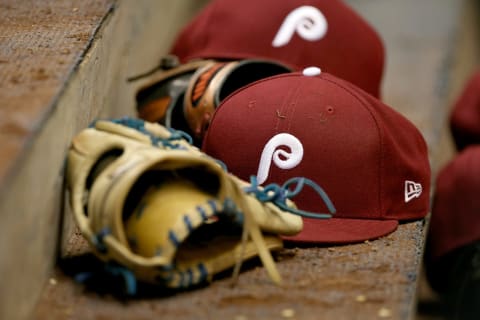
left=202, top=67, right=431, bottom=244
left=170, top=0, right=385, bottom=98
left=427, top=146, right=480, bottom=261
left=450, top=70, right=480, bottom=151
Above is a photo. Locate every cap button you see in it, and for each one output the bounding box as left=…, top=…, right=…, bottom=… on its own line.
left=302, top=67, right=321, bottom=77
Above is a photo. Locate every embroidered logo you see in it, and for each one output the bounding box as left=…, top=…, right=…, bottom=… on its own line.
left=404, top=180, right=422, bottom=203
left=272, top=5, right=328, bottom=47
left=256, top=133, right=304, bottom=184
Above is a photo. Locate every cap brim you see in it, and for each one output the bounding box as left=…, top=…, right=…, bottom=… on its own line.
left=283, top=217, right=399, bottom=244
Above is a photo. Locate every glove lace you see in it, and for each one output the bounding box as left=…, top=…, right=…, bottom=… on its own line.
left=74, top=263, right=137, bottom=296
left=244, top=175, right=336, bottom=219
left=92, top=227, right=111, bottom=253
left=230, top=185, right=282, bottom=286
left=231, top=176, right=335, bottom=286
left=108, top=117, right=194, bottom=148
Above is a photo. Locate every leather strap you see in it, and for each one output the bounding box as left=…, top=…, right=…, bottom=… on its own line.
left=184, top=59, right=291, bottom=140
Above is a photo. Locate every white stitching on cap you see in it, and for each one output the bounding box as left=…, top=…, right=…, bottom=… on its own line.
left=256, top=133, right=304, bottom=184
left=272, top=6, right=328, bottom=48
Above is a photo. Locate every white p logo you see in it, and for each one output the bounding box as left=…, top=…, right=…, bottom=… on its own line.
left=272, top=6, right=328, bottom=47
left=256, top=133, right=304, bottom=184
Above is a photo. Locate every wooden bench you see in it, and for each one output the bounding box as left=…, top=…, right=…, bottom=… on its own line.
left=0, top=1, right=477, bottom=319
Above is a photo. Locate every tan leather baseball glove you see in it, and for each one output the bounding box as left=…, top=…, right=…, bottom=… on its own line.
left=66, top=118, right=312, bottom=292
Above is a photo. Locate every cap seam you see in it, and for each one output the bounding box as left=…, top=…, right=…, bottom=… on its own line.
left=286, top=81, right=303, bottom=132
left=319, top=76, right=385, bottom=217
left=209, top=73, right=303, bottom=130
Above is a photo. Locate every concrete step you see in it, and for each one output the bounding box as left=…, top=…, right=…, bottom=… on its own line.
left=0, top=1, right=209, bottom=319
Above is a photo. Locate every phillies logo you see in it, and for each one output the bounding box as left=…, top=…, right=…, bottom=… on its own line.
left=272, top=6, right=328, bottom=47
left=256, top=133, right=304, bottom=184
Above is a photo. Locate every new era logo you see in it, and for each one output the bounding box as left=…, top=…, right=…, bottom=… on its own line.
left=404, top=180, right=422, bottom=203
